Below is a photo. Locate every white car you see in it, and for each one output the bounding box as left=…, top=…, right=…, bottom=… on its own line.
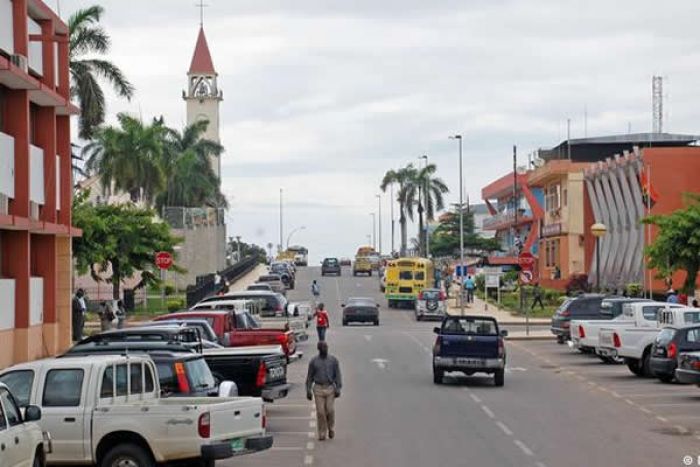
left=0, top=355, right=272, bottom=466
left=0, top=382, right=50, bottom=467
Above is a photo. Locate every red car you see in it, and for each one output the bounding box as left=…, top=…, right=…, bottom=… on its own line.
left=155, top=309, right=297, bottom=358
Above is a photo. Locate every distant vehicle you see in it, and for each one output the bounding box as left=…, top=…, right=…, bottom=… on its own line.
left=342, top=297, right=379, bottom=326
left=269, top=262, right=295, bottom=289
left=380, top=270, right=387, bottom=292
left=287, top=245, right=309, bottom=266
left=675, top=351, right=700, bottom=385
left=415, top=288, right=447, bottom=321
left=384, top=257, right=434, bottom=308
left=248, top=283, right=274, bottom=293
left=550, top=294, right=607, bottom=344
left=651, top=324, right=700, bottom=383
left=257, top=274, right=287, bottom=295
left=367, top=252, right=381, bottom=271
left=0, top=382, right=49, bottom=467
left=287, top=301, right=314, bottom=324
left=356, top=245, right=376, bottom=257
left=339, top=257, right=352, bottom=266
left=322, top=258, right=342, bottom=276
left=432, top=316, right=507, bottom=386
left=352, top=257, right=372, bottom=276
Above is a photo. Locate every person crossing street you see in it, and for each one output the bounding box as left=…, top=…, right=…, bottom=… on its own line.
left=306, top=341, right=342, bottom=441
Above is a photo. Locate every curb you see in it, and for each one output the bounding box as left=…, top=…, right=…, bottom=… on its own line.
left=505, top=335, right=555, bottom=341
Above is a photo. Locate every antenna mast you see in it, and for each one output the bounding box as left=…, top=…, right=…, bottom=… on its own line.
left=652, top=76, right=663, bottom=133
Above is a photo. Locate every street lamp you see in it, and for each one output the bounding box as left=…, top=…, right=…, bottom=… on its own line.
left=286, top=226, right=306, bottom=250
left=449, top=135, right=464, bottom=315
left=370, top=213, right=376, bottom=250
left=591, top=223, right=607, bottom=292
left=375, top=194, right=382, bottom=255
left=235, top=235, right=242, bottom=262
left=419, top=154, right=429, bottom=258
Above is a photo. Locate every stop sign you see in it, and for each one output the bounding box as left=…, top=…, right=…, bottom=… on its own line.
left=155, top=251, right=173, bottom=270
left=518, top=252, right=535, bottom=271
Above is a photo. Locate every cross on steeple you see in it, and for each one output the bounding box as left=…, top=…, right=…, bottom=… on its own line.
left=195, top=0, right=208, bottom=27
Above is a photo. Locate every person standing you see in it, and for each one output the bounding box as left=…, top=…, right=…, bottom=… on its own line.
left=115, top=300, right=127, bottom=329
left=314, top=303, right=330, bottom=341
left=306, top=341, right=342, bottom=441
left=666, top=289, right=679, bottom=304
left=98, top=301, right=115, bottom=331
left=464, top=275, right=476, bottom=304
left=532, top=283, right=545, bottom=310
left=71, top=289, right=87, bottom=341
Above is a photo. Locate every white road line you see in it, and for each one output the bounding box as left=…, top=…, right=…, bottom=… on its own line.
left=656, top=416, right=669, bottom=423
left=513, top=439, right=534, bottom=456
left=496, top=421, right=513, bottom=436
left=270, top=447, right=304, bottom=451
left=675, top=425, right=690, bottom=434
left=469, top=393, right=482, bottom=403
left=274, top=416, right=314, bottom=420
left=481, top=405, right=495, bottom=419
left=309, top=420, right=317, bottom=428
left=536, top=462, right=548, bottom=467
left=403, top=332, right=432, bottom=353
left=647, top=403, right=700, bottom=407
left=304, top=454, right=314, bottom=465
left=624, top=399, right=636, bottom=406
left=639, top=407, right=653, bottom=414
left=306, top=441, right=315, bottom=450
left=364, top=335, right=373, bottom=341
left=308, top=432, right=315, bottom=438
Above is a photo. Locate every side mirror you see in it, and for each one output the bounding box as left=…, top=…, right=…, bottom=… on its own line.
left=218, top=380, right=239, bottom=397
left=500, top=330, right=509, bottom=337
left=433, top=327, right=441, bottom=334
left=24, top=405, right=42, bottom=422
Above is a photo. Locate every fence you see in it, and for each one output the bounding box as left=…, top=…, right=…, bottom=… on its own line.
left=162, top=206, right=225, bottom=230
left=185, top=256, right=258, bottom=307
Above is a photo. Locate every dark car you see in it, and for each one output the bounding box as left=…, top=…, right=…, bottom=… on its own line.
left=550, top=294, right=607, bottom=344
left=675, top=351, right=700, bottom=385
left=342, top=297, right=379, bottom=326
left=651, top=325, right=700, bottom=383
left=432, top=315, right=507, bottom=386
left=270, top=262, right=295, bottom=289
left=322, top=258, right=342, bottom=276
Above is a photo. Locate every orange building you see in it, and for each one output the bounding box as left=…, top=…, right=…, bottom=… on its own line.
left=0, top=0, right=78, bottom=367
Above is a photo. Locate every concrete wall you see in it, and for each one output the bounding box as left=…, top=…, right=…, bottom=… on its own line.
left=171, top=223, right=226, bottom=289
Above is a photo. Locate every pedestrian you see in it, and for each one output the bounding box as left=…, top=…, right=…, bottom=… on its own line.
left=314, top=303, right=330, bottom=341
left=306, top=341, right=342, bottom=441
left=71, top=289, right=87, bottom=341
left=444, top=270, right=453, bottom=298
left=98, top=301, right=115, bottom=331
left=692, top=299, right=699, bottom=308
left=311, top=280, right=321, bottom=299
left=115, top=299, right=127, bottom=329
left=532, top=283, right=545, bottom=310
left=666, top=288, right=679, bottom=304
left=464, top=275, right=476, bottom=304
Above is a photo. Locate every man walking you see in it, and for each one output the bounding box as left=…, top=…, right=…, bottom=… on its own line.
left=464, top=275, right=476, bottom=304
left=306, top=341, right=342, bottom=441
left=532, top=283, right=545, bottom=310
left=311, top=280, right=321, bottom=299
left=71, top=289, right=87, bottom=341
left=314, top=303, right=330, bottom=341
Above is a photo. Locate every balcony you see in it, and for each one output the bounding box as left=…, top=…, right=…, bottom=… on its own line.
left=0, top=0, right=12, bottom=56
left=30, top=276, right=43, bottom=326
left=482, top=210, right=533, bottom=231
left=0, top=278, right=15, bottom=330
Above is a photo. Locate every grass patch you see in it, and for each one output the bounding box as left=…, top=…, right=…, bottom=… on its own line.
left=477, top=289, right=561, bottom=318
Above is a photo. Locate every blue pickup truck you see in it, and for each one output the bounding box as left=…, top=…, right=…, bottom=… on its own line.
left=432, top=315, right=508, bottom=386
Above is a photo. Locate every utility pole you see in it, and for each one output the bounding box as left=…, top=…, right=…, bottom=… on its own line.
left=370, top=213, right=377, bottom=250
left=376, top=194, right=382, bottom=254
left=390, top=184, right=395, bottom=255
left=235, top=235, right=242, bottom=262
left=450, top=135, right=464, bottom=316
left=420, top=154, right=430, bottom=258
left=279, top=188, right=284, bottom=253
left=513, top=145, right=525, bottom=316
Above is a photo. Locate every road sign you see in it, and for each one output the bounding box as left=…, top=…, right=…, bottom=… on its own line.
left=155, top=251, right=173, bottom=270
left=519, top=270, right=534, bottom=284
left=485, top=274, right=500, bottom=288
left=518, top=252, right=535, bottom=271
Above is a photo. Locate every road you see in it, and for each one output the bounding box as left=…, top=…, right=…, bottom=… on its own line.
left=227, top=266, right=700, bottom=467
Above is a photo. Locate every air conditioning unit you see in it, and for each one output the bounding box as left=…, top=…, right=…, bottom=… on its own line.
left=0, top=194, right=7, bottom=215
left=30, top=201, right=39, bottom=220
left=10, top=54, right=28, bottom=73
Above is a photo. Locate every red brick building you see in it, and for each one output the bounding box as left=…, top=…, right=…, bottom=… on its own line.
left=0, top=0, right=77, bottom=367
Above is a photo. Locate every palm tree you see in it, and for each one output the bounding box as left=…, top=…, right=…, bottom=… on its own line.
left=157, top=119, right=226, bottom=210
left=69, top=5, right=134, bottom=140
left=83, top=113, right=166, bottom=204
left=409, top=163, right=449, bottom=255
left=381, top=164, right=418, bottom=256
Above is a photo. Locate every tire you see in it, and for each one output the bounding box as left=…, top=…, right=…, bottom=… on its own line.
left=32, top=448, right=43, bottom=467
left=433, top=369, right=444, bottom=384
left=374, top=319, right=379, bottom=326
left=658, top=373, right=675, bottom=384
left=494, top=369, right=505, bottom=387
left=342, top=320, right=347, bottom=326
left=641, top=349, right=653, bottom=377
left=556, top=335, right=565, bottom=345
left=100, top=443, right=154, bottom=467
left=626, top=358, right=644, bottom=376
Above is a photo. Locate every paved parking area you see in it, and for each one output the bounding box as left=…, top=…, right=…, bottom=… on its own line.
left=513, top=340, right=700, bottom=439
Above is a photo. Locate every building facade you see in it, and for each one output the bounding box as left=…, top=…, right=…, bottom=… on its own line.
left=0, top=0, right=77, bottom=367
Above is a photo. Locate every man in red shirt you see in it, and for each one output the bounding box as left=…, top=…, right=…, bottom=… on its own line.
left=315, top=303, right=330, bottom=341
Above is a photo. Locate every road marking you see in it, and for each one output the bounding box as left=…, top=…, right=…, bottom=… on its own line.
left=656, top=416, right=669, bottom=423
left=304, top=454, right=314, bottom=465
left=469, top=394, right=482, bottom=403
left=513, top=439, right=534, bottom=456
left=481, top=405, right=495, bottom=419
left=639, top=407, right=653, bottom=414
left=675, top=425, right=690, bottom=434
left=271, top=447, right=304, bottom=451
left=610, top=391, right=621, bottom=398
left=306, top=441, right=315, bottom=450
left=403, top=332, right=432, bottom=353
left=364, top=335, right=373, bottom=341
left=624, top=399, right=636, bottom=407
left=496, top=421, right=513, bottom=436
left=372, top=358, right=389, bottom=370
left=309, top=420, right=317, bottom=428
left=308, top=432, right=315, bottom=438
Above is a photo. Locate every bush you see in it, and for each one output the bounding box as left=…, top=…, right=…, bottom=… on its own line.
left=475, top=274, right=485, bottom=291
left=625, top=283, right=643, bottom=297
left=164, top=283, right=176, bottom=296
left=166, top=298, right=185, bottom=312
left=565, top=273, right=590, bottom=296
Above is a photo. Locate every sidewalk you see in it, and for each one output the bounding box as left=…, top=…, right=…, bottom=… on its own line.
left=446, top=294, right=550, bottom=325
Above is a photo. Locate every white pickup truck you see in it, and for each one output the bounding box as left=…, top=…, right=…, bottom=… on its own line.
left=0, top=382, right=51, bottom=467
left=598, top=307, right=700, bottom=376
left=0, top=354, right=272, bottom=467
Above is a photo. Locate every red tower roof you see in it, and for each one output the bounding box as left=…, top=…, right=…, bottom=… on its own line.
left=188, top=27, right=216, bottom=74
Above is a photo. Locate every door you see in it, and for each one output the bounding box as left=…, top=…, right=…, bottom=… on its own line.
left=39, top=368, right=89, bottom=462
left=0, top=387, right=30, bottom=467
left=683, top=328, right=700, bottom=353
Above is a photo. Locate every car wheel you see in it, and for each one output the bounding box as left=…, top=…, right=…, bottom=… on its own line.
left=494, top=369, right=505, bottom=387
left=100, top=443, right=154, bottom=467
left=374, top=319, right=379, bottom=326
left=641, top=350, right=653, bottom=377
left=556, top=335, right=565, bottom=344
left=32, top=448, right=44, bottom=467
left=658, top=373, right=675, bottom=384
left=433, top=369, right=444, bottom=385
left=625, top=358, right=644, bottom=376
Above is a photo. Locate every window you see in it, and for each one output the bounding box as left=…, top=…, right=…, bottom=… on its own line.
left=686, top=329, right=700, bottom=343
left=642, top=306, right=661, bottom=321
left=0, top=388, right=21, bottom=427
left=443, top=318, right=497, bottom=335
left=43, top=369, right=83, bottom=407
left=0, top=399, right=5, bottom=430
left=415, top=271, right=425, bottom=281
left=185, top=358, right=216, bottom=391
left=399, top=271, right=413, bottom=280
left=156, top=363, right=177, bottom=394
left=101, top=363, right=154, bottom=398
left=0, top=370, right=34, bottom=407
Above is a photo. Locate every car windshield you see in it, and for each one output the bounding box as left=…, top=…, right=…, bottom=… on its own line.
left=443, top=318, right=498, bottom=335
left=421, top=290, right=441, bottom=300
left=185, top=358, right=216, bottom=390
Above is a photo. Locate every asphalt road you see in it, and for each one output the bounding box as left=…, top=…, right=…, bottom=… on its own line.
left=227, top=266, right=700, bottom=467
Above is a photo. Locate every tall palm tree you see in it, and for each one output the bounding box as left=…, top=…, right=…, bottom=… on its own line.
left=83, top=113, right=166, bottom=204
left=381, top=164, right=418, bottom=256
left=69, top=5, right=134, bottom=140
left=408, top=164, right=449, bottom=256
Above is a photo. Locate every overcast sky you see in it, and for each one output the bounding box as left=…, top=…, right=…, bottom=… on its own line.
left=62, top=0, right=700, bottom=261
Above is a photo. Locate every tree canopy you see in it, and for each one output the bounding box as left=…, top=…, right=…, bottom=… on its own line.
left=429, top=205, right=501, bottom=258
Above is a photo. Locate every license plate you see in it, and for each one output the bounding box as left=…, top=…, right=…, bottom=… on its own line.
left=230, top=438, right=245, bottom=452
left=456, top=358, right=484, bottom=367
left=600, top=335, right=612, bottom=346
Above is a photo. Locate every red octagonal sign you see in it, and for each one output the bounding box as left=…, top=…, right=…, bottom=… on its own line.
left=518, top=252, right=535, bottom=271
left=155, top=251, right=173, bottom=270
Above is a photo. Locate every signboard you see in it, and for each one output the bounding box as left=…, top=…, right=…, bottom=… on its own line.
left=519, top=270, right=534, bottom=284
left=518, top=252, right=535, bottom=271
left=541, top=223, right=563, bottom=238
left=485, top=273, right=500, bottom=288
left=482, top=266, right=501, bottom=275
left=155, top=251, right=173, bottom=270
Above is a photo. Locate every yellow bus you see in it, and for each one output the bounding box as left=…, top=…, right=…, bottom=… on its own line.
left=356, top=245, right=376, bottom=257
left=384, top=257, right=434, bottom=308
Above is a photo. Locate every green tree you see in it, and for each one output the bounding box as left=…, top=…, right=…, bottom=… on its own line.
left=83, top=113, right=167, bottom=204
left=429, top=205, right=500, bottom=258
left=642, top=194, right=700, bottom=294
left=72, top=190, right=183, bottom=300
left=69, top=5, right=134, bottom=140
left=381, top=164, right=418, bottom=256
left=409, top=163, right=449, bottom=256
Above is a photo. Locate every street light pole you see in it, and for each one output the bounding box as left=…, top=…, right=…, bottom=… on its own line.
left=450, top=134, right=464, bottom=316
left=390, top=184, right=395, bottom=255
left=420, top=154, right=430, bottom=258
left=591, top=223, right=608, bottom=292
left=376, top=194, right=382, bottom=255
left=370, top=213, right=377, bottom=250
left=279, top=188, right=284, bottom=253
left=286, top=226, right=306, bottom=250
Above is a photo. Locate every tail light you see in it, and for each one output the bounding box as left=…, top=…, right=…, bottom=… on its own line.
left=418, top=292, right=424, bottom=300
left=613, top=333, right=621, bottom=348
left=434, top=336, right=441, bottom=354
left=275, top=303, right=284, bottom=312
left=174, top=362, right=191, bottom=394
left=579, top=326, right=586, bottom=339
left=668, top=342, right=678, bottom=359
left=693, top=360, right=700, bottom=371
left=198, top=412, right=211, bottom=438
left=256, top=361, right=267, bottom=388
left=498, top=338, right=505, bottom=358
left=276, top=333, right=290, bottom=354
left=439, top=291, right=446, bottom=301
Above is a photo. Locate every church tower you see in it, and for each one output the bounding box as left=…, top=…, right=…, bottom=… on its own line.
left=184, top=26, right=223, bottom=179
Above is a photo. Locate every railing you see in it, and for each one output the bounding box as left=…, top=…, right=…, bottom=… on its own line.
left=482, top=210, right=533, bottom=230
left=0, top=278, right=15, bottom=330
left=162, top=206, right=225, bottom=230
left=30, top=144, right=44, bottom=206
left=186, top=256, right=258, bottom=308
left=0, top=131, right=14, bottom=201
left=29, top=276, right=43, bottom=326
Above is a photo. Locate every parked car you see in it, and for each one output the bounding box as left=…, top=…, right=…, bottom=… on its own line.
left=269, top=262, right=295, bottom=289
left=0, top=382, right=50, bottom=467
left=321, top=258, right=342, bottom=276
left=352, top=257, right=372, bottom=276
left=415, top=288, right=447, bottom=321
left=137, top=318, right=221, bottom=345
left=256, top=274, right=287, bottom=295
left=197, top=291, right=288, bottom=316
left=675, top=351, right=700, bottom=385
left=339, top=257, right=352, bottom=267
left=342, top=297, right=379, bottom=326
left=432, top=315, right=507, bottom=386
left=550, top=294, right=607, bottom=344
left=0, top=355, right=272, bottom=466
left=287, top=301, right=313, bottom=324
left=569, top=298, right=651, bottom=353
left=651, top=324, right=700, bottom=383
left=73, top=326, right=205, bottom=351
left=248, top=283, right=274, bottom=293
